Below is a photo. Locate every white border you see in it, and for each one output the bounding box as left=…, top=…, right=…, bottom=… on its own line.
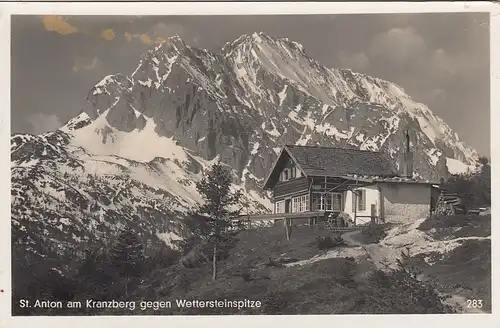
left=0, top=1, right=498, bottom=15
left=0, top=2, right=498, bottom=328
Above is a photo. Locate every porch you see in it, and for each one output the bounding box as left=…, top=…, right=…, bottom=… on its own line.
left=236, top=210, right=363, bottom=240
left=272, top=176, right=379, bottom=225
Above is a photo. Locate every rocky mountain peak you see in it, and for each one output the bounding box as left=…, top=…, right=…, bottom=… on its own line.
left=68, top=32, right=479, bottom=179
left=11, top=32, right=482, bottom=271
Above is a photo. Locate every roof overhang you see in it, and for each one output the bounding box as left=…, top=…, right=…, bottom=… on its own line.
left=372, top=179, right=439, bottom=185
left=237, top=211, right=328, bottom=221
left=310, top=174, right=438, bottom=186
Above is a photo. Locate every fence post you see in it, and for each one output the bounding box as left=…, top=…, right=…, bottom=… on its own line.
left=371, top=204, right=376, bottom=224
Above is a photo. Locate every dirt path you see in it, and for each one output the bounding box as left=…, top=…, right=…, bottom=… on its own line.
left=342, top=230, right=399, bottom=270
left=342, top=230, right=362, bottom=246
left=342, top=229, right=488, bottom=314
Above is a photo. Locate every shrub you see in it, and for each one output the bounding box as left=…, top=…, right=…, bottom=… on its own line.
left=441, top=156, right=490, bottom=209
left=261, top=290, right=290, bottom=314
left=241, top=270, right=252, bottom=282
left=356, top=267, right=454, bottom=314
left=359, top=223, right=388, bottom=244
left=316, top=235, right=345, bottom=250
left=144, top=246, right=180, bottom=271
left=338, top=257, right=357, bottom=287
left=353, top=247, right=455, bottom=314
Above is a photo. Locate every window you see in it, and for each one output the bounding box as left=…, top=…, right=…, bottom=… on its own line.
left=352, top=189, right=366, bottom=211
left=319, top=194, right=325, bottom=210
left=275, top=201, right=285, bottom=214
left=311, top=193, right=325, bottom=211
left=358, top=189, right=366, bottom=211
left=292, top=195, right=309, bottom=213
left=311, top=193, right=319, bottom=210
left=292, top=197, right=299, bottom=213
left=333, top=193, right=343, bottom=211
left=325, top=194, right=333, bottom=211
left=300, top=195, right=309, bottom=212
left=311, top=193, right=343, bottom=211
left=280, top=167, right=299, bottom=181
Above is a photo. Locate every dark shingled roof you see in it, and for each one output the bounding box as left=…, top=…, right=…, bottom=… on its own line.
left=285, top=145, right=399, bottom=178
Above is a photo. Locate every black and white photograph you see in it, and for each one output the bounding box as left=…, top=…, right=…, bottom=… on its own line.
left=3, top=2, right=496, bottom=321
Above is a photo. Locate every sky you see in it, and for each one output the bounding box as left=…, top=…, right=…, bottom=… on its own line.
left=11, top=13, right=490, bottom=156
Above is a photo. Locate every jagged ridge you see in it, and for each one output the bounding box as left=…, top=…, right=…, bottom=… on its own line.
left=11, top=32, right=479, bottom=271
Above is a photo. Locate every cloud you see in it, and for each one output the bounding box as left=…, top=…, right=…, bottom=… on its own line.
left=338, top=51, right=370, bottom=70
left=124, top=32, right=169, bottom=45
left=40, top=16, right=118, bottom=42
left=73, top=56, right=101, bottom=72
left=369, top=27, right=427, bottom=65
left=100, top=28, right=116, bottom=41
left=25, top=113, right=63, bottom=134
left=41, top=15, right=78, bottom=35
left=122, top=22, right=189, bottom=46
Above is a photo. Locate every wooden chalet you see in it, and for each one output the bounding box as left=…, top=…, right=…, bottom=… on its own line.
left=245, top=132, right=437, bottom=228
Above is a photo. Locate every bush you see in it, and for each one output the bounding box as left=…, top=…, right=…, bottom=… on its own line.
left=354, top=248, right=455, bottom=314
left=355, top=266, right=454, bottom=314
left=144, top=246, right=180, bottom=271
left=333, top=257, right=357, bottom=288
left=241, top=272, right=252, bottom=282
left=359, top=223, right=388, bottom=244
left=417, top=214, right=491, bottom=240
left=316, top=235, right=346, bottom=250
left=441, top=156, right=490, bottom=209
left=261, top=290, right=290, bottom=314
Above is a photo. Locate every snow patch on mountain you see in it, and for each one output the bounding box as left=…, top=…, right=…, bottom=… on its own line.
left=157, top=231, right=183, bottom=250
left=11, top=32, right=482, bottom=271
left=70, top=113, right=188, bottom=163
left=446, top=157, right=475, bottom=175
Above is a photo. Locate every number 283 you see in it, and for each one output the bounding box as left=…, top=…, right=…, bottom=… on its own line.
left=466, top=299, right=483, bottom=308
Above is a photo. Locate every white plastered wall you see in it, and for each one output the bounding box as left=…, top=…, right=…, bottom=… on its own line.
left=343, top=185, right=380, bottom=225
left=378, top=182, right=431, bottom=223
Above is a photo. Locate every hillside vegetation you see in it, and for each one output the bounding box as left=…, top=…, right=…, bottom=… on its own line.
left=12, top=162, right=491, bottom=316
left=13, top=213, right=491, bottom=315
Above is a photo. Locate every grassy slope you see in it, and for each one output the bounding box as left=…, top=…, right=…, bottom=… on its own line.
left=416, top=215, right=491, bottom=312
left=127, top=223, right=456, bottom=315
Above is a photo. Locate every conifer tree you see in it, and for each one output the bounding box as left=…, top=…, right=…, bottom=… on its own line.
left=108, top=226, right=145, bottom=297
left=188, top=161, right=242, bottom=280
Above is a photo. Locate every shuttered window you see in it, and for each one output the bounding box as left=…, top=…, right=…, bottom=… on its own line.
left=358, top=189, right=366, bottom=211
left=352, top=189, right=366, bottom=212
left=333, top=193, right=343, bottom=210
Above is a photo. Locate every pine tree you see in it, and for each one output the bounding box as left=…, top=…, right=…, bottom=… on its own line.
left=188, top=161, right=242, bottom=280
left=108, top=226, right=145, bottom=298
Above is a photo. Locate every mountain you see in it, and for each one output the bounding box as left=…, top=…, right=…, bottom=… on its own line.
left=11, top=32, right=479, bottom=269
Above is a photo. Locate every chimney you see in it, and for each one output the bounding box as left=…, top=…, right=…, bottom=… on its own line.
left=402, top=130, right=413, bottom=178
